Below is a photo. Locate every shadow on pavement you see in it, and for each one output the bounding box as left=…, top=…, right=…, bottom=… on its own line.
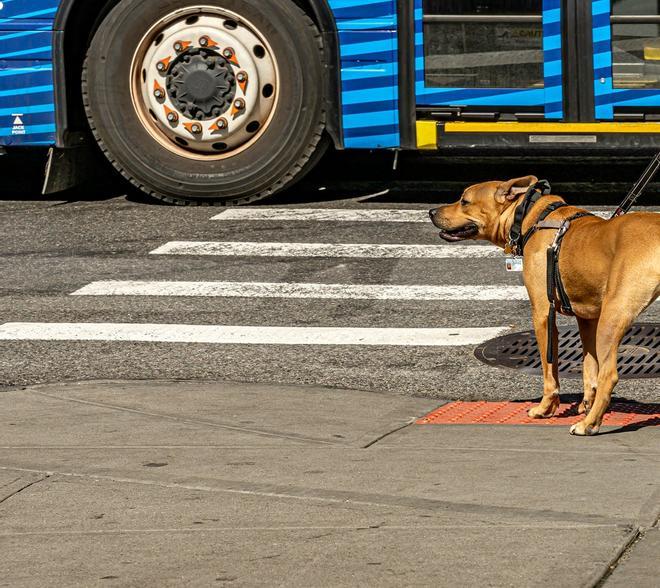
left=512, top=395, right=660, bottom=434
left=1, top=145, right=657, bottom=206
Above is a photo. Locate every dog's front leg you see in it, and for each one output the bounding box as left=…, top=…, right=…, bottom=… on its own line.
left=577, top=318, right=599, bottom=415
left=528, top=304, right=561, bottom=419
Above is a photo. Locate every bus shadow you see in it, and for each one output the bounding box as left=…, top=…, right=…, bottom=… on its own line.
left=1, top=147, right=656, bottom=207
left=0, top=149, right=124, bottom=204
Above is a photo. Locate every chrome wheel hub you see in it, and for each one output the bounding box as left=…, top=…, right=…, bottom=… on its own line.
left=131, top=7, right=278, bottom=158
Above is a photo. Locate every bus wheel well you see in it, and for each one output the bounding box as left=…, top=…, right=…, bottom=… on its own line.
left=55, top=0, right=341, bottom=149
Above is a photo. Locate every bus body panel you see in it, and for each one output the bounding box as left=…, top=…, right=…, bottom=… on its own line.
left=330, top=0, right=400, bottom=147
left=2, top=0, right=660, bottom=151
left=0, top=0, right=402, bottom=149
left=0, top=1, right=58, bottom=146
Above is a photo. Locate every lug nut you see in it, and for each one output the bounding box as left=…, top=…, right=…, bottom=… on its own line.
left=157, top=57, right=173, bottom=73
left=154, top=89, right=165, bottom=99
left=199, top=36, right=208, bottom=47
left=184, top=122, right=204, bottom=135
left=223, top=48, right=233, bottom=59
left=167, top=112, right=178, bottom=123
left=211, top=117, right=228, bottom=133
left=237, top=71, right=248, bottom=93
left=174, top=42, right=183, bottom=53
left=231, top=98, right=245, bottom=118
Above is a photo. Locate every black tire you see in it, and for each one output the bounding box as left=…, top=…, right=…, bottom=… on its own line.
left=82, top=0, right=327, bottom=206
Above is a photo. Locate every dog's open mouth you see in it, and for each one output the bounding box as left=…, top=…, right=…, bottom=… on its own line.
left=438, top=223, right=479, bottom=242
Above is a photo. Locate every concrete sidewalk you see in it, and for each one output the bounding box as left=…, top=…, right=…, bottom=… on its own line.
left=0, top=380, right=658, bottom=587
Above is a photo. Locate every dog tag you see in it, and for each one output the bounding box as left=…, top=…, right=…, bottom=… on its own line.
left=505, top=256, right=523, bottom=272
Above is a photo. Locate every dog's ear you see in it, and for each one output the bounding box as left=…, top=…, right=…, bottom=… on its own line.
left=495, top=176, right=539, bottom=204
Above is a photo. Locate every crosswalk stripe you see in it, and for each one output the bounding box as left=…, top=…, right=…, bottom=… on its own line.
left=0, top=323, right=509, bottom=346
left=71, top=281, right=529, bottom=301
left=212, top=209, right=430, bottom=222
left=212, top=208, right=616, bottom=223
left=150, top=241, right=502, bottom=258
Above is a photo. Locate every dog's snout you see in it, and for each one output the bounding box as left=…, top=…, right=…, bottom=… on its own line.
left=429, top=208, right=438, bottom=219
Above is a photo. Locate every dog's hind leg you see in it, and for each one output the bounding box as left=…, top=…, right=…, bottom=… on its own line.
left=570, top=279, right=656, bottom=436
left=528, top=304, right=561, bottom=419
left=577, top=317, right=598, bottom=415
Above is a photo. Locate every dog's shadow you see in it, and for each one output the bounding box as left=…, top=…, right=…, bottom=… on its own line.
left=513, top=395, right=660, bottom=434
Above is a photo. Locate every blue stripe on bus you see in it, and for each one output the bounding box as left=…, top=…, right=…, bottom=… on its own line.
left=343, top=99, right=398, bottom=116
left=0, top=45, right=51, bottom=59
left=343, top=123, right=399, bottom=138
left=342, top=86, right=398, bottom=107
left=342, top=133, right=400, bottom=148
left=0, top=101, right=53, bottom=116
left=593, top=0, right=614, bottom=119
left=332, top=2, right=395, bottom=20
left=0, top=83, right=52, bottom=98
left=342, top=73, right=397, bottom=94
left=329, top=0, right=400, bottom=148
left=0, top=122, right=55, bottom=137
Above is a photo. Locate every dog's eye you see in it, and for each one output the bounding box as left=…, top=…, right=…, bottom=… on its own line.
left=461, top=199, right=470, bottom=206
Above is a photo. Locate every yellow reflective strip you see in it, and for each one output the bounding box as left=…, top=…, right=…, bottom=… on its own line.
left=644, top=45, right=660, bottom=60
left=416, top=120, right=438, bottom=149
left=444, top=122, right=660, bottom=134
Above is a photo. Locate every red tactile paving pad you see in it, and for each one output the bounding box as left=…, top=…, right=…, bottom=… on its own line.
left=417, top=401, right=660, bottom=427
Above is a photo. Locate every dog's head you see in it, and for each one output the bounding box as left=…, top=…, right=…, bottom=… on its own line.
left=429, top=176, right=539, bottom=244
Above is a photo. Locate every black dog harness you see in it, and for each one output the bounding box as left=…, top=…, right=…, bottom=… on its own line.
left=506, top=181, right=595, bottom=364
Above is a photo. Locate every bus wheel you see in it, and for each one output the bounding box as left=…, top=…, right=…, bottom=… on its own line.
left=82, top=0, right=327, bottom=205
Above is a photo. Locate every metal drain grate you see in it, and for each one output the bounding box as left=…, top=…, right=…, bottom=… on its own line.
left=474, top=323, right=660, bottom=379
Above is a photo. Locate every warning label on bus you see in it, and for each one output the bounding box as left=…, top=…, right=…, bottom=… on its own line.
left=11, top=114, right=25, bottom=136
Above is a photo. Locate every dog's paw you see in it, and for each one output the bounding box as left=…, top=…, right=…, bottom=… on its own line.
left=527, top=398, right=560, bottom=419
left=569, top=421, right=600, bottom=436
left=578, top=400, right=592, bottom=415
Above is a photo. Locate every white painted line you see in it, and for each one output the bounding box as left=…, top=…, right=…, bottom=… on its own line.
left=212, top=209, right=429, bottom=222
left=211, top=208, right=654, bottom=223
left=71, top=281, right=529, bottom=301
left=150, top=241, right=502, bottom=259
left=0, top=323, right=509, bottom=347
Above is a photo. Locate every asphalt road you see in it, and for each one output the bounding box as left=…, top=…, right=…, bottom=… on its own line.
left=0, top=152, right=658, bottom=402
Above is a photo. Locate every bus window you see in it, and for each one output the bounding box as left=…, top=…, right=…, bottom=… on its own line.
left=423, top=1, right=544, bottom=89
left=611, top=0, right=660, bottom=89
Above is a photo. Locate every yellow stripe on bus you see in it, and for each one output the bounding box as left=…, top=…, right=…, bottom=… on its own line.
left=443, top=122, right=660, bottom=133
left=416, top=120, right=438, bottom=149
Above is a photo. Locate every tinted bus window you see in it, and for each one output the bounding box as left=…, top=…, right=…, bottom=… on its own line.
left=423, top=1, right=540, bottom=14
left=612, top=0, right=660, bottom=89
left=423, top=1, right=543, bottom=89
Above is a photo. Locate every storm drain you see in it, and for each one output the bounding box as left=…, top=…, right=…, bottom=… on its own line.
left=474, top=323, right=659, bottom=379
left=417, top=401, right=660, bottom=427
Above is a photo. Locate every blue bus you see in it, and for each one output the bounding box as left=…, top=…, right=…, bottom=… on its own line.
left=1, top=0, right=660, bottom=204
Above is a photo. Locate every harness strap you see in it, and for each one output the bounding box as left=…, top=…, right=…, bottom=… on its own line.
left=507, top=180, right=551, bottom=255
left=520, top=202, right=569, bottom=252
left=544, top=211, right=596, bottom=364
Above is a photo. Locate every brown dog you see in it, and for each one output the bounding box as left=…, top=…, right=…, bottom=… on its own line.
left=430, top=176, right=660, bottom=435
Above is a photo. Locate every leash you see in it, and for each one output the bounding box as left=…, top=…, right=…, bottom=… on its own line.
left=611, top=151, right=660, bottom=218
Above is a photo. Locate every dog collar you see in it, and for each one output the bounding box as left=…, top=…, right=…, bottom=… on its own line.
left=506, top=180, right=552, bottom=256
